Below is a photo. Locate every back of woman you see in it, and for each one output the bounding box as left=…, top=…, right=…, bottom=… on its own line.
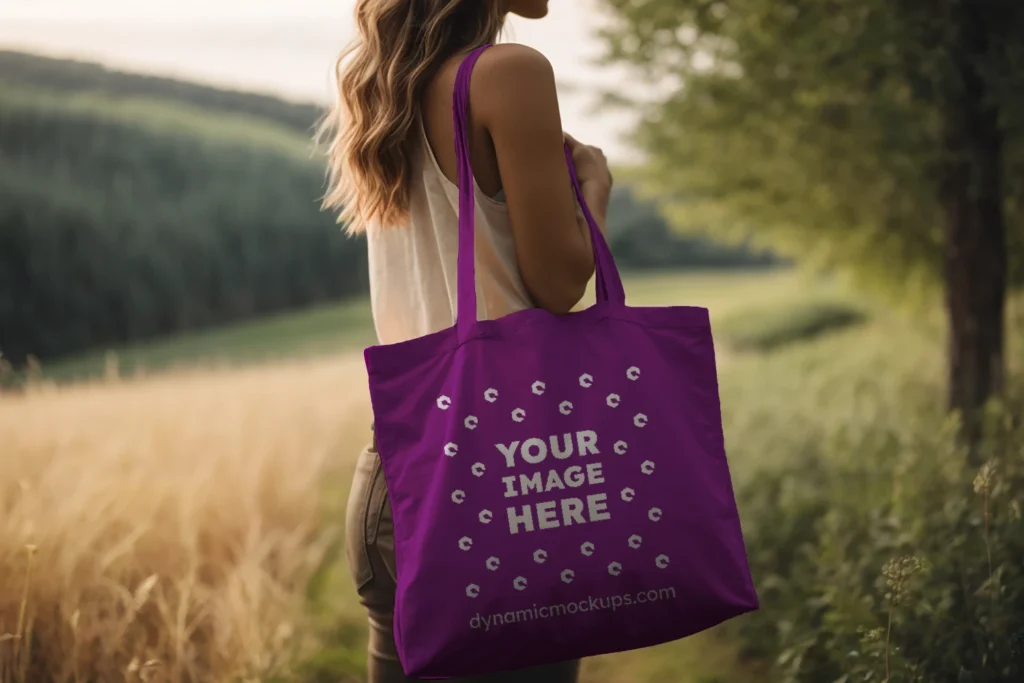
left=319, top=1, right=613, bottom=680
left=363, top=56, right=532, bottom=345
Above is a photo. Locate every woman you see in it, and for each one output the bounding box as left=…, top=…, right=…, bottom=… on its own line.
left=320, top=1, right=614, bottom=680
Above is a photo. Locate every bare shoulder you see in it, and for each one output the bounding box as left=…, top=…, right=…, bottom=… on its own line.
left=473, top=44, right=559, bottom=123
left=476, top=43, right=553, bottom=79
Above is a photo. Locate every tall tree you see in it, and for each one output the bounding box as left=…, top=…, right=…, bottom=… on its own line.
left=597, top=0, right=1024, bottom=446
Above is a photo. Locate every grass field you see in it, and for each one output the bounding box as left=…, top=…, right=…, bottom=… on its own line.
left=36, top=268, right=848, bottom=383
left=1, top=269, right=940, bottom=683
left=0, top=84, right=317, bottom=162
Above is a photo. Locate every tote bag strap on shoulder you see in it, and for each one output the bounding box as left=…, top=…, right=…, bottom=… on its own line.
left=452, top=44, right=626, bottom=343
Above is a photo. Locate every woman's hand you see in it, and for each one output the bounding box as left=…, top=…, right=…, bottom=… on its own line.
left=564, top=133, right=612, bottom=236
left=564, top=133, right=613, bottom=196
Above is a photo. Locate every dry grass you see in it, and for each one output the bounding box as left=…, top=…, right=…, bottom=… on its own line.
left=0, top=354, right=372, bottom=683
left=0, top=350, right=760, bottom=683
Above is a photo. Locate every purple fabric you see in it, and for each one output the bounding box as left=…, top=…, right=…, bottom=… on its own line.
left=364, top=44, right=758, bottom=679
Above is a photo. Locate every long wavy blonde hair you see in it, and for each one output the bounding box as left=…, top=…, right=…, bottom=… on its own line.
left=319, top=0, right=506, bottom=234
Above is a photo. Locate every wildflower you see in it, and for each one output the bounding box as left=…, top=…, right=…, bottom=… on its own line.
left=860, top=626, right=885, bottom=643
left=882, top=555, right=924, bottom=606
left=973, top=461, right=997, bottom=495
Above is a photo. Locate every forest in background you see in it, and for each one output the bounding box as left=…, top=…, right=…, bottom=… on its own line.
left=0, top=50, right=776, bottom=366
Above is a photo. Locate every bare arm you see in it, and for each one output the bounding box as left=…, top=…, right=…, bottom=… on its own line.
left=475, top=45, right=609, bottom=315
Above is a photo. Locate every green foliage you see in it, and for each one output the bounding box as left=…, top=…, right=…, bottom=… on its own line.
left=0, top=85, right=367, bottom=364
left=33, top=299, right=377, bottom=385
left=716, top=299, right=868, bottom=352
left=596, top=0, right=1024, bottom=293
left=0, top=85, right=316, bottom=159
left=606, top=186, right=780, bottom=270
left=716, top=325, right=1024, bottom=682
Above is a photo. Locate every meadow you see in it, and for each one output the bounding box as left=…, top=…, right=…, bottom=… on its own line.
left=3, top=269, right=1021, bottom=683
left=0, top=269, right=844, bottom=683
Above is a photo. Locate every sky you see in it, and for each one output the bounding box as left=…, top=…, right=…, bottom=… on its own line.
left=0, top=0, right=642, bottom=162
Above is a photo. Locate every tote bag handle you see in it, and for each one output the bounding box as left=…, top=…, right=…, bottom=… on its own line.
left=453, top=45, right=626, bottom=343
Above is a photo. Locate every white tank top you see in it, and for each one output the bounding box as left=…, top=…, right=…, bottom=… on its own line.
left=366, top=121, right=534, bottom=345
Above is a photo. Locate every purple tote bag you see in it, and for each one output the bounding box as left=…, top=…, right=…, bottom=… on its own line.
left=364, top=45, right=758, bottom=679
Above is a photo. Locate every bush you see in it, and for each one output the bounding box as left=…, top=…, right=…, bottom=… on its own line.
left=717, top=299, right=868, bottom=352
left=606, top=186, right=780, bottom=270
left=734, top=382, right=1024, bottom=682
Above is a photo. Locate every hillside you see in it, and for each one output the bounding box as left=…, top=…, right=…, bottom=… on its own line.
left=0, top=50, right=776, bottom=367
left=0, top=74, right=364, bottom=365
left=0, top=49, right=323, bottom=134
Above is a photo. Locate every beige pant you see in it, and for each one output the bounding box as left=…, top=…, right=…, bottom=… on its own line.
left=345, top=428, right=581, bottom=682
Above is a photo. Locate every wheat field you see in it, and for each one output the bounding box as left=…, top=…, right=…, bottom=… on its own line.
left=0, top=354, right=373, bottom=683
left=1, top=351, right=762, bottom=683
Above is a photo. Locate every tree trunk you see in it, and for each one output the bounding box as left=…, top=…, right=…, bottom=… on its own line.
left=941, top=4, right=1007, bottom=456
